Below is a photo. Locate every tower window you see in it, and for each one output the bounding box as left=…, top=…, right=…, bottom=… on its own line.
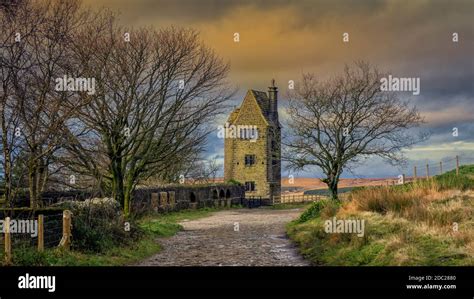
left=245, top=181, right=256, bottom=191
left=244, top=154, right=256, bottom=166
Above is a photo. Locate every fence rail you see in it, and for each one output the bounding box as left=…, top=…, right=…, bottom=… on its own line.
left=272, top=194, right=327, bottom=204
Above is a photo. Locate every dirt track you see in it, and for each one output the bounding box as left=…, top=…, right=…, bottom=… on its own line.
left=137, top=207, right=309, bottom=266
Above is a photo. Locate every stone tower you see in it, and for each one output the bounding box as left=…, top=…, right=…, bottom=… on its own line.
left=224, top=80, right=281, bottom=199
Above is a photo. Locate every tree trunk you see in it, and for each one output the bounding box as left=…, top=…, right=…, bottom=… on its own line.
left=1, top=104, right=12, bottom=207
left=328, top=179, right=338, bottom=200
left=28, top=162, right=38, bottom=208
left=123, top=184, right=132, bottom=218
left=111, top=158, right=125, bottom=210
left=2, top=142, right=11, bottom=207
left=324, top=169, right=340, bottom=201
left=123, top=170, right=137, bottom=217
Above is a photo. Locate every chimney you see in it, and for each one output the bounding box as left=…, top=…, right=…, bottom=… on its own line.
left=268, top=79, right=278, bottom=120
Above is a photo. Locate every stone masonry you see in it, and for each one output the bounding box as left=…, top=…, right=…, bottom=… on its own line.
left=224, top=80, right=281, bottom=199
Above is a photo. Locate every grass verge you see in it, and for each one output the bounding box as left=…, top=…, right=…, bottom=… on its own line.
left=287, top=166, right=474, bottom=266
left=3, top=207, right=219, bottom=266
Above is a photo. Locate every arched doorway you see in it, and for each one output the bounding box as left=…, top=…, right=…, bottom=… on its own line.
left=219, top=189, right=225, bottom=198
left=225, top=189, right=231, bottom=199
left=212, top=190, right=218, bottom=199
left=190, top=192, right=197, bottom=203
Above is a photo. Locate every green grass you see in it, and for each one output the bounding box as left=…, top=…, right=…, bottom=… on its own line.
left=6, top=237, right=163, bottom=266
left=287, top=203, right=473, bottom=266
left=304, top=187, right=354, bottom=196
left=141, top=207, right=219, bottom=224
left=268, top=202, right=312, bottom=210
left=137, top=207, right=219, bottom=238
left=3, top=207, right=220, bottom=266
left=389, top=165, right=474, bottom=193
left=287, top=165, right=474, bottom=266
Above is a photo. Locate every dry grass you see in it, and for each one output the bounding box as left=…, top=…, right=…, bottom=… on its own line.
left=288, top=176, right=474, bottom=265
left=349, top=182, right=473, bottom=227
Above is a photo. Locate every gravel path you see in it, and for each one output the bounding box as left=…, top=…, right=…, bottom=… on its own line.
left=137, top=207, right=310, bottom=266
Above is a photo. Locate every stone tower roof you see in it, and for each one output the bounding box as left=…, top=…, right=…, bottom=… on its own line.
left=227, top=108, right=240, bottom=124
left=227, top=89, right=280, bottom=127
left=251, top=90, right=271, bottom=119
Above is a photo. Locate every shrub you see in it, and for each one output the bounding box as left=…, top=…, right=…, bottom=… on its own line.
left=11, top=244, right=49, bottom=266
left=226, top=179, right=241, bottom=185
left=55, top=198, right=143, bottom=253
left=320, top=200, right=341, bottom=218
left=297, top=200, right=330, bottom=223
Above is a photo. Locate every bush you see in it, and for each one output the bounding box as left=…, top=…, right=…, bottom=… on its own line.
left=55, top=198, right=143, bottom=253
left=226, top=179, right=241, bottom=185
left=297, top=200, right=331, bottom=223
left=11, top=244, right=49, bottom=266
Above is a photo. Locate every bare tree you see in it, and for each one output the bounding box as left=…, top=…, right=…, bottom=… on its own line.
left=0, top=1, right=30, bottom=205
left=1, top=0, right=93, bottom=207
left=284, top=62, right=425, bottom=200
left=63, top=18, right=232, bottom=215
left=185, top=155, right=222, bottom=184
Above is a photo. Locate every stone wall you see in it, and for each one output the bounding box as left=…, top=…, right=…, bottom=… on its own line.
left=132, top=184, right=245, bottom=215
left=5, top=184, right=245, bottom=215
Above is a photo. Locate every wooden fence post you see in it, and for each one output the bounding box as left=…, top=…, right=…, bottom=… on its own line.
left=426, top=164, right=429, bottom=179
left=37, top=214, right=44, bottom=252
left=413, top=166, right=417, bottom=181
left=4, top=217, right=11, bottom=265
left=59, top=210, right=72, bottom=250
left=439, top=161, right=443, bottom=175
left=456, top=155, right=459, bottom=176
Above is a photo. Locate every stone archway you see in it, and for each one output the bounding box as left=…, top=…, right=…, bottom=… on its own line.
left=225, top=189, right=231, bottom=198
left=190, top=192, right=197, bottom=203
left=219, top=189, right=225, bottom=199
left=212, top=189, right=218, bottom=199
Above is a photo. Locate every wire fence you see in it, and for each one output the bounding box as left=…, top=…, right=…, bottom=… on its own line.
left=43, top=213, right=64, bottom=248
left=386, top=155, right=473, bottom=185
left=1, top=209, right=69, bottom=264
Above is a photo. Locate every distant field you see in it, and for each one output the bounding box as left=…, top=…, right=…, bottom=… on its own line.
left=281, top=177, right=394, bottom=195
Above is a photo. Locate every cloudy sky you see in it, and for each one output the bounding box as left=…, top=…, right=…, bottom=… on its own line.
left=85, top=0, right=474, bottom=178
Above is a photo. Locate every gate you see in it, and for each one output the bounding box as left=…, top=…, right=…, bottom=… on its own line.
left=241, top=196, right=271, bottom=208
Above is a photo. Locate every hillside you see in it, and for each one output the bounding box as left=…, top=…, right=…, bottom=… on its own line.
left=287, top=165, right=474, bottom=266
left=281, top=177, right=397, bottom=195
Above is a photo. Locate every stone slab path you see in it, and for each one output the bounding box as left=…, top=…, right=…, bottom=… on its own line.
left=136, top=207, right=310, bottom=266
